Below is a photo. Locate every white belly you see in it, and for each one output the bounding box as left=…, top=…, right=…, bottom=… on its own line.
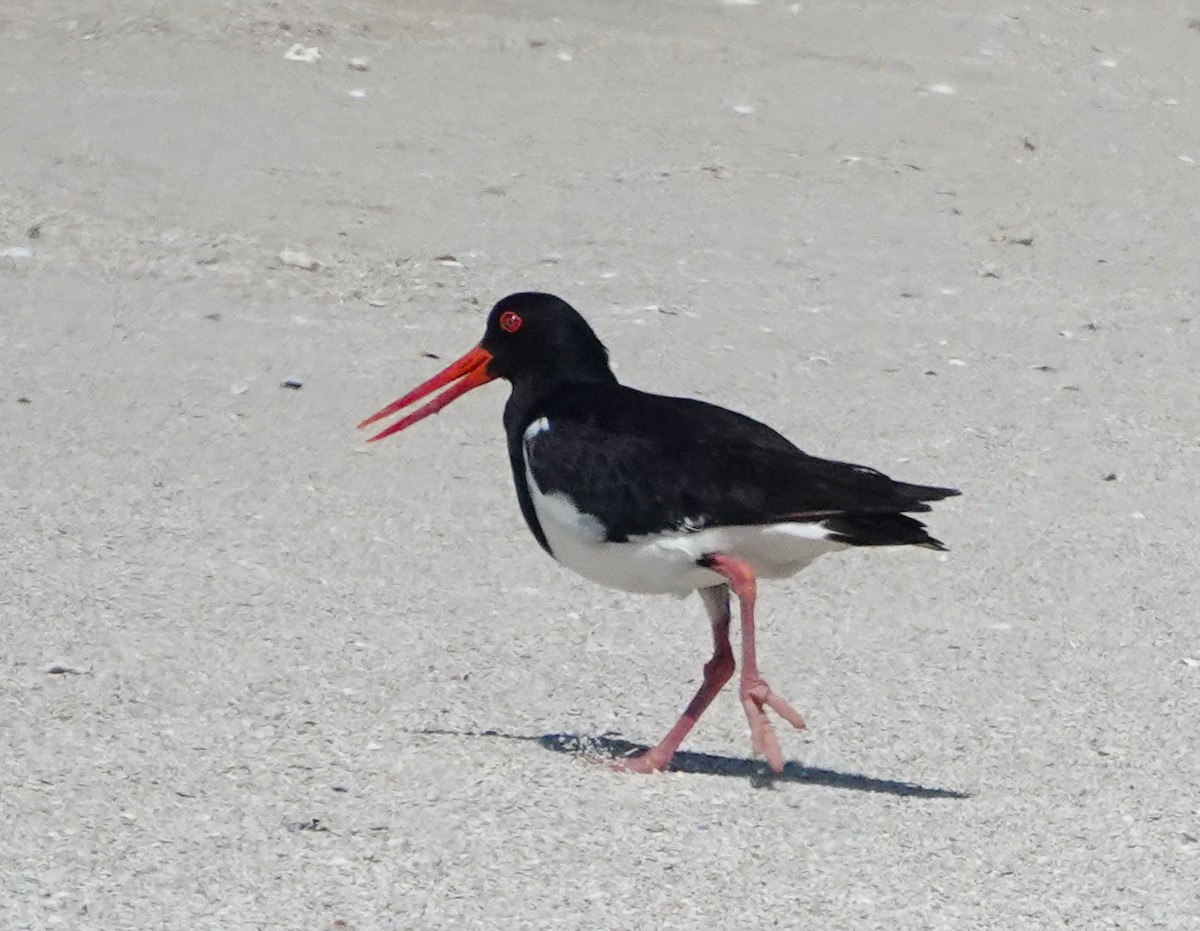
left=524, top=458, right=846, bottom=596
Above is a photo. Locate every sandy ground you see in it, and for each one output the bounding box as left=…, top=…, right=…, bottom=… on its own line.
left=3, top=1, right=1200, bottom=928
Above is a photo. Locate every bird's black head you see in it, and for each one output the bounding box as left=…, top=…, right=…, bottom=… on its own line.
left=357, top=292, right=615, bottom=442
left=480, top=292, right=617, bottom=386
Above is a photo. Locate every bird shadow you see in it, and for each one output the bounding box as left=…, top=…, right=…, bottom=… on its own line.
left=406, top=727, right=970, bottom=798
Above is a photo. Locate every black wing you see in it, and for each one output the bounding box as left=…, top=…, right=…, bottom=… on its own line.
left=523, top=385, right=959, bottom=545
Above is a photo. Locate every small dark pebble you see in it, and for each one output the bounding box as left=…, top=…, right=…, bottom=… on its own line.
left=27, top=223, right=41, bottom=239
left=1031, top=364, right=1056, bottom=372
left=1103, top=473, right=1118, bottom=481
left=292, top=818, right=328, bottom=832
left=17, top=396, right=31, bottom=404
left=204, top=312, right=222, bottom=321
left=1083, top=321, right=1100, bottom=331
left=47, top=665, right=82, bottom=675
left=924, top=369, right=938, bottom=376
left=422, top=352, right=441, bottom=360
left=332, top=786, right=349, bottom=793
left=1023, top=137, right=1036, bottom=151
left=281, top=379, right=303, bottom=390
left=1009, top=236, right=1034, bottom=246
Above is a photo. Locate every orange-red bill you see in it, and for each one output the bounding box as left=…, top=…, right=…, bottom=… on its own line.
left=358, top=344, right=496, bottom=442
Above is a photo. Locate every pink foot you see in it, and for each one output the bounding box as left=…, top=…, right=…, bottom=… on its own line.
left=611, top=747, right=672, bottom=774
left=740, top=676, right=807, bottom=773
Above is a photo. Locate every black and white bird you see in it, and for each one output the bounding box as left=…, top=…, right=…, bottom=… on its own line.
left=360, top=292, right=959, bottom=773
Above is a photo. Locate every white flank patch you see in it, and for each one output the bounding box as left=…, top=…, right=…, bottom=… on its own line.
left=523, top=446, right=844, bottom=595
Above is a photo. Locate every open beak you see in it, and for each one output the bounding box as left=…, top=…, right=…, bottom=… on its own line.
left=357, top=345, right=497, bottom=442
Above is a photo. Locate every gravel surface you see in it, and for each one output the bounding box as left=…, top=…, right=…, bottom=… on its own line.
left=3, top=2, right=1199, bottom=928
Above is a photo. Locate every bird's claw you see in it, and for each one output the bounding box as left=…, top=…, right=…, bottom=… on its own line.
left=611, top=748, right=670, bottom=774
left=740, top=677, right=806, bottom=773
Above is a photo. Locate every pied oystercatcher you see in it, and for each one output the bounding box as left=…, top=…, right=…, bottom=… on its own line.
left=360, top=293, right=959, bottom=773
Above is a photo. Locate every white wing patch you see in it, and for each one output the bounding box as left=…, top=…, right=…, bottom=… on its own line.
left=523, top=417, right=551, bottom=443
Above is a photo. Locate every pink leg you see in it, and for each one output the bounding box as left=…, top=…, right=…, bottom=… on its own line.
left=701, top=554, right=806, bottom=773
left=618, top=585, right=735, bottom=773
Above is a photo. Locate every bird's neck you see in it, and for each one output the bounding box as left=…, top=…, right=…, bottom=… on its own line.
left=503, top=369, right=617, bottom=432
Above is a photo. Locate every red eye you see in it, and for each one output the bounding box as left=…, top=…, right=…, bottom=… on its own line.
left=499, top=311, right=523, bottom=333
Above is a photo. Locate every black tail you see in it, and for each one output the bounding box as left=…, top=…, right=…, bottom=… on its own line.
left=823, top=513, right=950, bottom=551
left=828, top=481, right=958, bottom=550
left=897, top=481, right=961, bottom=501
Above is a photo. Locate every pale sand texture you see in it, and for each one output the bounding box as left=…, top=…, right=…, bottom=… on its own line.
left=3, top=2, right=1199, bottom=928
